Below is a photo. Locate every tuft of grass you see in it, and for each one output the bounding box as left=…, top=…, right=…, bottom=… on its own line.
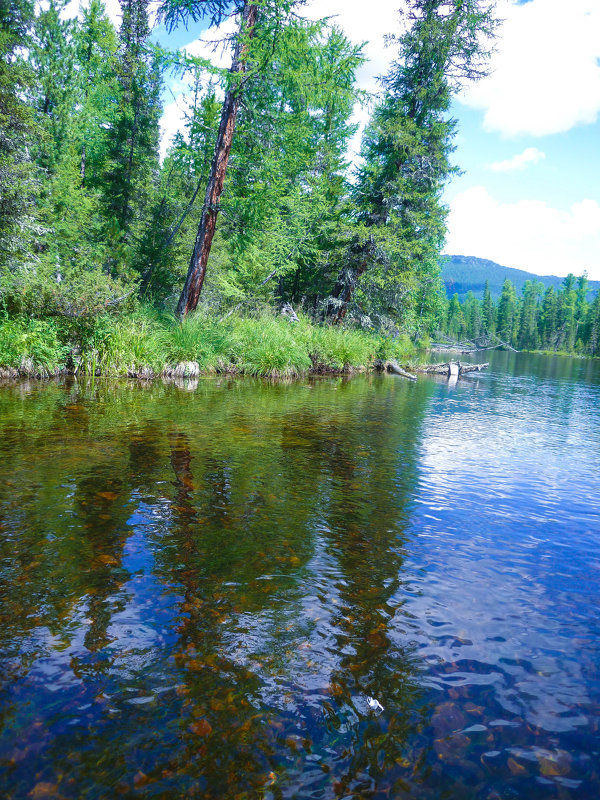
left=308, top=323, right=378, bottom=370
left=227, top=315, right=312, bottom=376
left=160, top=311, right=230, bottom=371
left=75, top=310, right=165, bottom=376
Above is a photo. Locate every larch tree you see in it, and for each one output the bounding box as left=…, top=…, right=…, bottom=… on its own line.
left=157, top=0, right=304, bottom=317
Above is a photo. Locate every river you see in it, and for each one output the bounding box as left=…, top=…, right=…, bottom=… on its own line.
left=0, top=352, right=599, bottom=798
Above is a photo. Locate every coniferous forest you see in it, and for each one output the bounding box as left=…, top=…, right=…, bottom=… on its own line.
left=440, top=275, right=600, bottom=356
left=1, top=0, right=597, bottom=377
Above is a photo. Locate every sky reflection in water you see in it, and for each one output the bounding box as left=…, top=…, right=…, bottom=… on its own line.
left=0, top=352, right=599, bottom=799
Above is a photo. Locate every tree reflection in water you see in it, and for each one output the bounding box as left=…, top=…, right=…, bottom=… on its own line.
left=0, top=376, right=436, bottom=798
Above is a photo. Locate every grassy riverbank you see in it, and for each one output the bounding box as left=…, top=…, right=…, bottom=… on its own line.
left=0, top=309, right=419, bottom=379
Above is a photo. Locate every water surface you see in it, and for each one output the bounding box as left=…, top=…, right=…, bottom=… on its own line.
left=1, top=352, right=599, bottom=798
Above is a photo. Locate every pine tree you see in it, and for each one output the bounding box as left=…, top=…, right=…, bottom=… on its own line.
left=497, top=279, right=518, bottom=345
left=446, top=292, right=466, bottom=340
left=74, top=0, right=119, bottom=188
left=556, top=274, right=577, bottom=351
left=463, top=291, right=482, bottom=340
left=574, top=273, right=589, bottom=350
left=588, top=291, right=600, bottom=357
left=29, top=0, right=75, bottom=174
left=517, top=280, right=542, bottom=350
left=539, top=285, right=558, bottom=349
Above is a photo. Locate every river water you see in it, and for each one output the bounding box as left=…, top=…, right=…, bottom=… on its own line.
left=0, top=352, right=599, bottom=799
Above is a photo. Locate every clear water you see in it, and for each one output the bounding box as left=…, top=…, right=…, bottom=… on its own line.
left=0, top=352, right=599, bottom=799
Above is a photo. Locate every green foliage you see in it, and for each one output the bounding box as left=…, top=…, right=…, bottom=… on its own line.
left=0, top=317, right=68, bottom=374
left=88, top=309, right=165, bottom=374
left=0, top=306, right=420, bottom=377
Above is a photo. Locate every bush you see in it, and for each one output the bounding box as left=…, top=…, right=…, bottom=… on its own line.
left=0, top=317, right=68, bottom=375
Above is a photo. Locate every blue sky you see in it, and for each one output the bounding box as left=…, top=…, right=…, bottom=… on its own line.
left=72, top=0, right=600, bottom=280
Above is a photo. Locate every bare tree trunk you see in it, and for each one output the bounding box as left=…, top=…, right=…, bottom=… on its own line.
left=177, top=2, right=258, bottom=318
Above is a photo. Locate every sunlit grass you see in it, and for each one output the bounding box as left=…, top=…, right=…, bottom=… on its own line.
left=0, top=306, right=419, bottom=378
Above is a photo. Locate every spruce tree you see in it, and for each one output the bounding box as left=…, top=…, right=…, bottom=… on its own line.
left=103, top=0, right=162, bottom=277
left=0, top=0, right=39, bottom=276
left=327, top=0, right=498, bottom=331
left=482, top=280, right=496, bottom=334
left=497, top=279, right=518, bottom=345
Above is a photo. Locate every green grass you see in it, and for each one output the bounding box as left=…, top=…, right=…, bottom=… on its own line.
left=0, top=318, right=69, bottom=376
left=0, top=307, right=418, bottom=378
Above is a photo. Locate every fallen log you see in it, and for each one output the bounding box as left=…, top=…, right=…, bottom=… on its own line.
left=459, top=362, right=489, bottom=374
left=415, top=361, right=489, bottom=376
left=385, top=360, right=417, bottom=381
left=417, top=361, right=452, bottom=375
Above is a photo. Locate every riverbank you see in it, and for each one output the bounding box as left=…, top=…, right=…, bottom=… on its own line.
left=0, top=309, right=420, bottom=379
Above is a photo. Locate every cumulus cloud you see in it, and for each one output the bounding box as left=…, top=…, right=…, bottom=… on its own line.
left=460, top=0, right=600, bottom=137
left=487, top=147, right=545, bottom=172
left=444, top=187, right=600, bottom=280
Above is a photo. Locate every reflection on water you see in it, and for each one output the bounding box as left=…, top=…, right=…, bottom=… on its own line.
left=0, top=353, right=599, bottom=799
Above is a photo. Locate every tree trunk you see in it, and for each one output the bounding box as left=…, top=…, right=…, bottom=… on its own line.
left=177, top=2, right=258, bottom=318
left=327, top=236, right=374, bottom=324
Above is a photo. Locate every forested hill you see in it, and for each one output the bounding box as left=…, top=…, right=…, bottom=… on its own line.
left=441, top=255, right=600, bottom=299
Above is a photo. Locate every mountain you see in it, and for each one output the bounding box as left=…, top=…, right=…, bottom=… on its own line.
left=441, top=255, right=600, bottom=300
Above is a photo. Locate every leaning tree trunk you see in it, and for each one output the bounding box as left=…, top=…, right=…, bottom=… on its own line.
left=177, top=2, right=258, bottom=318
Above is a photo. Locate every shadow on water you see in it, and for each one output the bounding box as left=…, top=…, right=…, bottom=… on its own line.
left=0, top=364, right=599, bottom=798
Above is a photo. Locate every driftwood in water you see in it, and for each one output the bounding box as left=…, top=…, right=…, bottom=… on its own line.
left=385, top=361, right=417, bottom=381
left=373, top=359, right=417, bottom=381
left=416, top=361, right=488, bottom=376
left=460, top=362, right=489, bottom=374
left=375, top=359, right=487, bottom=381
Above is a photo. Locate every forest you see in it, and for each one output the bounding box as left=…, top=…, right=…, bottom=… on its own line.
left=1, top=0, right=596, bottom=378
left=440, top=275, right=600, bottom=355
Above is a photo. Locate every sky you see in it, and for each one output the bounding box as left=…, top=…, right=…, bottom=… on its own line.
left=71, top=0, right=600, bottom=281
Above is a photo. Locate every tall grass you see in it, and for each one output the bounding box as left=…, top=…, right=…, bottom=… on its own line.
left=0, top=307, right=417, bottom=378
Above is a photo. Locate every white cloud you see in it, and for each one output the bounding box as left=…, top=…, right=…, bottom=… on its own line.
left=444, top=187, right=600, bottom=280
left=460, top=0, right=600, bottom=137
left=487, top=146, right=545, bottom=172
